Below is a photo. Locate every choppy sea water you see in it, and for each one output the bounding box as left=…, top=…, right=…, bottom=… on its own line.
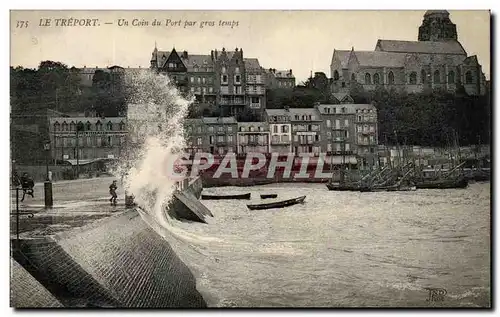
left=152, top=182, right=490, bottom=308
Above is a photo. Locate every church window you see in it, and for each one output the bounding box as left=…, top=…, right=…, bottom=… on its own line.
left=373, top=73, right=380, bottom=85
left=342, top=82, right=346, bottom=88
left=388, top=71, right=394, bottom=85
left=448, top=71, right=456, bottom=84
left=465, top=71, right=473, bottom=84
left=351, top=73, right=356, bottom=81
left=334, top=70, right=339, bottom=81
left=409, top=72, right=417, bottom=84
left=433, top=70, right=441, bottom=84
left=421, top=70, right=427, bottom=84
left=365, top=73, right=371, bottom=85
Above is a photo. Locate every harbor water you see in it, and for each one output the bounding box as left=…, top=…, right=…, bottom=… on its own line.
left=156, top=182, right=490, bottom=307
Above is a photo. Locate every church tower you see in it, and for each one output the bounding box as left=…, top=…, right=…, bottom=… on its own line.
left=418, top=10, right=458, bottom=41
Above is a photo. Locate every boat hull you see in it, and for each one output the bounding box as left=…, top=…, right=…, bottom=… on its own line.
left=247, top=196, right=306, bottom=210
left=260, top=194, right=278, bottom=199
left=201, top=193, right=251, bottom=200
left=326, top=183, right=360, bottom=191
left=415, top=178, right=468, bottom=189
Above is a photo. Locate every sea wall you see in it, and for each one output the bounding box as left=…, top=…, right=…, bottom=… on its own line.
left=12, top=210, right=207, bottom=308
left=10, top=258, right=63, bottom=308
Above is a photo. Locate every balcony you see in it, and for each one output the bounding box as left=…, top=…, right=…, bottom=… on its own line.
left=220, top=99, right=246, bottom=105
left=332, top=137, right=347, bottom=142
left=361, top=130, right=376, bottom=135
left=216, top=141, right=227, bottom=146
left=271, top=140, right=290, bottom=145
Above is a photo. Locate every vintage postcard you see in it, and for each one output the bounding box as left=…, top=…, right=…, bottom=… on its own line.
left=9, top=9, right=491, bottom=308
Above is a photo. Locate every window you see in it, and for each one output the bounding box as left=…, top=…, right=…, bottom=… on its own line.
left=208, top=126, right=214, bottom=133
left=282, top=125, right=289, bottom=133
left=96, top=122, right=102, bottom=131
left=357, top=126, right=362, bottom=132
left=70, top=122, right=75, bottom=131
left=373, top=73, right=380, bottom=85
left=218, top=126, right=224, bottom=133
left=251, top=97, right=259, bottom=103
left=351, top=73, right=356, bottom=81
left=107, top=122, right=113, bottom=131
left=365, top=73, right=371, bottom=84
left=228, top=135, right=233, bottom=143
left=433, top=70, right=441, bottom=84
left=197, top=77, right=201, bottom=84
left=209, top=87, right=213, bottom=93
left=168, top=62, right=175, bottom=68
left=465, top=71, right=473, bottom=84
left=222, top=75, right=228, bottom=84
left=235, top=75, right=241, bottom=83
left=228, top=126, right=233, bottom=132
left=202, top=77, right=206, bottom=84
left=409, top=72, right=417, bottom=84
left=388, top=71, right=394, bottom=85
left=342, top=82, right=346, bottom=88
left=190, top=87, right=195, bottom=92
left=346, top=131, right=349, bottom=138
left=273, top=126, right=278, bottom=133
left=190, top=77, right=194, bottom=83
left=197, top=137, right=202, bottom=145
left=334, top=70, right=339, bottom=80
left=448, top=71, right=456, bottom=84
left=326, top=120, right=331, bottom=128
left=335, top=119, right=340, bottom=129
left=235, top=67, right=240, bottom=73
left=341, top=107, right=345, bottom=114
left=344, top=119, right=349, bottom=127
left=53, top=122, right=60, bottom=131
left=421, top=70, right=427, bottom=84
left=221, top=66, right=226, bottom=73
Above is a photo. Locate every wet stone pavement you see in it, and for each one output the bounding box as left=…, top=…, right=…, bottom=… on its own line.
left=10, top=177, right=129, bottom=238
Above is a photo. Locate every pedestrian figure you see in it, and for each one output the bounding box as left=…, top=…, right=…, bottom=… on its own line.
left=109, top=180, right=118, bottom=206
left=20, top=173, right=34, bottom=202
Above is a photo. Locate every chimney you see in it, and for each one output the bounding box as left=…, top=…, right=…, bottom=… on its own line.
left=235, top=47, right=238, bottom=52
left=215, top=49, right=218, bottom=60
left=289, top=69, right=292, bottom=75
left=211, top=50, right=214, bottom=61
left=183, top=51, right=188, bottom=59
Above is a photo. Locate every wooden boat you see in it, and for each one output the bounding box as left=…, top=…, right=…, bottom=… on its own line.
left=201, top=193, right=251, bottom=200
left=260, top=194, right=278, bottom=199
left=326, top=182, right=360, bottom=191
left=247, top=196, right=306, bottom=210
left=415, top=177, right=468, bottom=189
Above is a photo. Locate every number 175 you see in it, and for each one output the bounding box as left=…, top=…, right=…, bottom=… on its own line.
left=16, top=21, right=28, bottom=28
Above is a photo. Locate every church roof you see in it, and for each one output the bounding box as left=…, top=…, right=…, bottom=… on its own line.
left=375, top=39, right=466, bottom=55
left=331, top=50, right=351, bottom=68
left=353, top=51, right=407, bottom=68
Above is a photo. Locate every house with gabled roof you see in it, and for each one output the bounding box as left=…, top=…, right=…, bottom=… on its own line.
left=330, top=10, right=486, bottom=96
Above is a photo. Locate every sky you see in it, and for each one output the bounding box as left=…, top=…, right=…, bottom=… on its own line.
left=10, top=10, right=490, bottom=83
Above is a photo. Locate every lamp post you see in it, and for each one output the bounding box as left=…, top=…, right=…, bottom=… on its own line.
left=43, top=140, right=53, bottom=208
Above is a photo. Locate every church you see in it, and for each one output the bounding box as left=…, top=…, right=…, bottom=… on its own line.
left=330, top=10, right=487, bottom=96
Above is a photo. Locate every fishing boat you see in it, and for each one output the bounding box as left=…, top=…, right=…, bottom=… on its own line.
left=201, top=193, right=251, bottom=200
left=247, top=196, right=306, bottom=210
left=415, top=177, right=468, bottom=189
left=260, top=194, right=278, bottom=199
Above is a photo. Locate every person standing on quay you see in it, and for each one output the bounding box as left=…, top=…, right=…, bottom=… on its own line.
left=109, top=180, right=118, bottom=206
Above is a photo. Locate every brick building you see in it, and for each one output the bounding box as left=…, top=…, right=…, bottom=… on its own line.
left=150, top=46, right=267, bottom=118
left=330, top=10, right=487, bottom=96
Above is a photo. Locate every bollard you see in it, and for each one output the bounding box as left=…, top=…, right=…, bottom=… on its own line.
left=44, top=181, right=53, bottom=208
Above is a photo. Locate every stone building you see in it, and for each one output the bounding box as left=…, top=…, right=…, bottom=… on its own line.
left=184, top=117, right=238, bottom=155
left=330, top=10, right=487, bottom=96
left=150, top=46, right=267, bottom=118
left=263, top=109, right=292, bottom=154
left=236, top=122, right=270, bottom=154
left=316, top=103, right=378, bottom=168
left=48, top=116, right=127, bottom=161
left=263, top=69, right=296, bottom=89
left=288, top=108, right=323, bottom=155
left=244, top=58, right=266, bottom=115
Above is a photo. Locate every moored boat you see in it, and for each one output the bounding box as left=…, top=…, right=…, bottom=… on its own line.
left=201, top=193, right=251, bottom=200
left=247, top=196, right=306, bottom=210
left=260, top=194, right=278, bottom=199
left=415, top=177, right=468, bottom=189
left=326, top=182, right=360, bottom=191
